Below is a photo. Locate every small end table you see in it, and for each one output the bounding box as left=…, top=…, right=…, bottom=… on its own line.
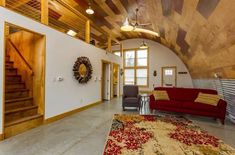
left=140, top=93, right=150, bottom=108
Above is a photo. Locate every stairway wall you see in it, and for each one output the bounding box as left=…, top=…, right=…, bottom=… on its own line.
left=8, top=30, right=45, bottom=115
left=0, top=17, right=4, bottom=134
left=0, top=7, right=123, bottom=134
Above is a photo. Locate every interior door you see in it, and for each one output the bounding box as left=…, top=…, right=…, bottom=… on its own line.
left=162, top=67, right=177, bottom=87
left=103, top=63, right=110, bottom=100
left=113, top=65, right=118, bottom=97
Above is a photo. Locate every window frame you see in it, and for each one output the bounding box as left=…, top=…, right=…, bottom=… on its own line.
left=123, top=48, right=149, bottom=87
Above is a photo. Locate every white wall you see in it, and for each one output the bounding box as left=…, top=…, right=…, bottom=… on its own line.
left=0, top=7, right=122, bottom=134
left=113, top=39, right=193, bottom=91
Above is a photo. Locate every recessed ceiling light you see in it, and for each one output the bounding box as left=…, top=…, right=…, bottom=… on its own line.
left=67, top=30, right=77, bottom=37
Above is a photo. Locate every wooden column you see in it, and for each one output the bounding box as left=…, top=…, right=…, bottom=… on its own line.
left=5, top=25, right=10, bottom=36
left=0, top=0, right=5, bottom=6
left=41, top=0, right=48, bottom=25
left=85, top=20, right=90, bottom=43
left=107, top=37, right=112, bottom=52
left=120, top=43, right=123, bottom=57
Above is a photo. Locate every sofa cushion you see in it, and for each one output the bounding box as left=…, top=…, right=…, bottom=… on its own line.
left=181, top=102, right=219, bottom=113
left=195, top=93, right=220, bottom=106
left=124, top=97, right=139, bottom=104
left=152, top=90, right=170, bottom=100
left=156, top=100, right=182, bottom=108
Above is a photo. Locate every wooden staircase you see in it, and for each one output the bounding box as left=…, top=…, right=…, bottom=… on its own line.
left=4, top=54, right=43, bottom=138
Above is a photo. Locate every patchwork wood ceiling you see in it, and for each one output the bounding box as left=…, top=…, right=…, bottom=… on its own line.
left=5, top=0, right=235, bottom=79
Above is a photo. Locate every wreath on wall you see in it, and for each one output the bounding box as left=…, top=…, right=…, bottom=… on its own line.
left=73, top=57, right=93, bottom=84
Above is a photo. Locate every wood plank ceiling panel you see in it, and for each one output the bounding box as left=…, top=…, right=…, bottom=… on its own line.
left=5, top=0, right=235, bottom=78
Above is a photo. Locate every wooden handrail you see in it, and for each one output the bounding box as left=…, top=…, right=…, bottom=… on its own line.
left=7, top=39, right=34, bottom=76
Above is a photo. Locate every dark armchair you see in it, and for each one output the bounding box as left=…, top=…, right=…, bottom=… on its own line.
left=122, top=85, right=141, bottom=111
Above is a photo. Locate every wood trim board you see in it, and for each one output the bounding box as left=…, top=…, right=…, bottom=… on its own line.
left=0, top=134, right=4, bottom=140
left=44, top=100, right=101, bottom=124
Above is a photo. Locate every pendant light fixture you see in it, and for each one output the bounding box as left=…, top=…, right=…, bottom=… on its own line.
left=139, top=40, right=148, bottom=49
left=86, top=2, right=94, bottom=15
left=120, top=18, right=134, bottom=31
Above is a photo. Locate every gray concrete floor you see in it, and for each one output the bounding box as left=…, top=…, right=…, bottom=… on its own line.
left=0, top=97, right=234, bottom=155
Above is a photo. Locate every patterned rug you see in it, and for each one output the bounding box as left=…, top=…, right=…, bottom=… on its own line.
left=103, top=114, right=235, bottom=155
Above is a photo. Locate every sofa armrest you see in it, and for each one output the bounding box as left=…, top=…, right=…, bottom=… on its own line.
left=150, top=94, right=155, bottom=102
left=217, top=99, right=227, bottom=120
left=149, top=94, right=155, bottom=110
left=122, top=95, right=126, bottom=100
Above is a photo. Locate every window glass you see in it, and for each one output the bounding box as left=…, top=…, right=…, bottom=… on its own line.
left=124, top=69, right=135, bottom=85
left=136, top=69, right=147, bottom=85
left=165, top=69, right=173, bottom=76
left=125, top=51, right=135, bottom=67
left=137, top=49, right=147, bottom=66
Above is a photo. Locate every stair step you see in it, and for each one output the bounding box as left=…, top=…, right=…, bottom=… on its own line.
left=5, top=105, right=38, bottom=123
left=6, top=68, right=17, bottom=75
left=5, top=114, right=42, bottom=127
left=4, top=114, right=43, bottom=138
left=5, top=89, right=28, bottom=93
left=6, top=75, right=21, bottom=82
left=5, top=97, right=33, bottom=104
left=5, top=105, right=38, bottom=114
left=5, top=56, right=10, bottom=61
left=6, top=82, right=25, bottom=90
left=5, top=61, right=14, bottom=68
left=5, top=97, right=33, bottom=111
left=5, top=89, right=29, bottom=100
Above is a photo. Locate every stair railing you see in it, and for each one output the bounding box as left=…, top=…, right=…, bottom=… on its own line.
left=7, top=38, right=34, bottom=76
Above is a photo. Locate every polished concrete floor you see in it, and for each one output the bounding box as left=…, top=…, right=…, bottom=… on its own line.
left=0, top=97, right=235, bottom=155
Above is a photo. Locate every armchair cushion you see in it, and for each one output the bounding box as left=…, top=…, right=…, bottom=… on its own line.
left=124, top=97, right=139, bottom=104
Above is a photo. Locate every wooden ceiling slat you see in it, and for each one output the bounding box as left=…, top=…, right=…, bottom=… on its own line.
left=105, top=0, right=121, bottom=15
left=6, top=0, right=235, bottom=78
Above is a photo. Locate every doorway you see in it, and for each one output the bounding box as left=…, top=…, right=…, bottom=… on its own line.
left=112, top=63, right=120, bottom=98
left=101, top=60, right=111, bottom=101
left=3, top=23, right=45, bottom=138
left=161, top=66, right=177, bottom=87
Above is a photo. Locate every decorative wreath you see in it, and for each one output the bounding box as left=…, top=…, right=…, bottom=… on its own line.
left=73, top=57, right=93, bottom=84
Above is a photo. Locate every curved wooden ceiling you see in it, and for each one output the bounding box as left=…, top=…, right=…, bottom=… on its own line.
left=5, top=0, right=235, bottom=78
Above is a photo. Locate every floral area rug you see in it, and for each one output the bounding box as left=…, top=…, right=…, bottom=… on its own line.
left=103, top=114, right=235, bottom=155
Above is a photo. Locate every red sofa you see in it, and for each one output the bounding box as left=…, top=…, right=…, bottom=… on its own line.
left=150, top=87, right=227, bottom=124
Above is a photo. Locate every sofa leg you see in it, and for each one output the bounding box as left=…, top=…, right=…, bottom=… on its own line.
left=150, top=109, right=153, bottom=114
left=122, top=106, right=125, bottom=111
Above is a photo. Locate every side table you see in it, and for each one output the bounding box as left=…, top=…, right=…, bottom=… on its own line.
left=140, top=93, right=150, bottom=108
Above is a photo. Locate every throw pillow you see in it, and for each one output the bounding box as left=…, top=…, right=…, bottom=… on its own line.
left=152, top=90, right=170, bottom=100
left=195, top=92, right=220, bottom=106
